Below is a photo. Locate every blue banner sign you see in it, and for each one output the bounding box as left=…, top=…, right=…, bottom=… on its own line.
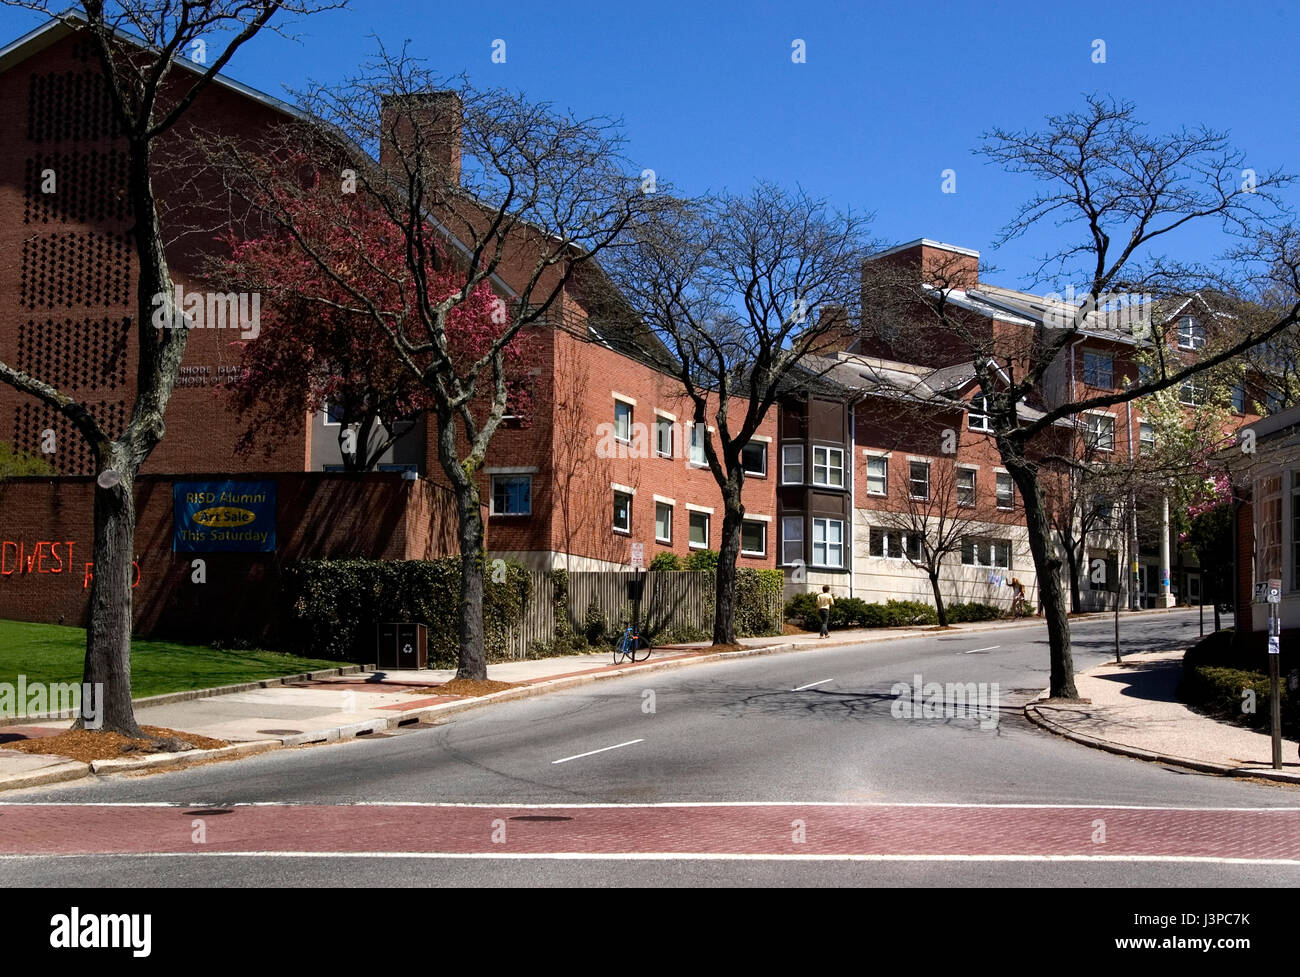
left=173, top=481, right=276, bottom=552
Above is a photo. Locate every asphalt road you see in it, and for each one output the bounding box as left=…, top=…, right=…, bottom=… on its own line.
left=3, top=608, right=1297, bottom=887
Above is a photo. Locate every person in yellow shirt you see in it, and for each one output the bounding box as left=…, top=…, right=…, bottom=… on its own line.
left=816, top=585, right=835, bottom=638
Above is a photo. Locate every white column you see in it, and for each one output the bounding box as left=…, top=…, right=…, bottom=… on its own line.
left=1160, top=494, right=1173, bottom=607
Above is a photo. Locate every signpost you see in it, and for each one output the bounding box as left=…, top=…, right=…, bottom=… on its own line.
left=629, top=543, right=646, bottom=641
left=1268, top=578, right=1282, bottom=770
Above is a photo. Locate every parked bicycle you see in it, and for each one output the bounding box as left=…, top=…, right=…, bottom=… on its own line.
left=612, top=625, right=652, bottom=664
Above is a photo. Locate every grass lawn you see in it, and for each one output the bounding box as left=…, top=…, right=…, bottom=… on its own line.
left=0, top=619, right=340, bottom=699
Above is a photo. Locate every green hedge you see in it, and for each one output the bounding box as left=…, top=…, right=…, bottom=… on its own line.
left=280, top=557, right=530, bottom=667
left=945, top=602, right=1003, bottom=623
left=733, top=568, right=786, bottom=637
left=1179, top=629, right=1299, bottom=736
left=784, top=593, right=939, bottom=631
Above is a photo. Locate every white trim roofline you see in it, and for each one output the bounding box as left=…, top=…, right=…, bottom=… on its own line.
left=868, top=238, right=981, bottom=261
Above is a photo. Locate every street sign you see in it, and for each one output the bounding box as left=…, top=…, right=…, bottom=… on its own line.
left=1268, top=578, right=1282, bottom=604
left=630, top=542, right=644, bottom=569
left=1270, top=617, right=1281, bottom=636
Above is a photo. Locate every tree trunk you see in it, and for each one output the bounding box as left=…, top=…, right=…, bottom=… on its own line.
left=79, top=458, right=144, bottom=737
left=929, top=571, right=948, bottom=627
left=712, top=473, right=744, bottom=645
left=1005, top=453, right=1078, bottom=699
left=454, top=488, right=488, bottom=680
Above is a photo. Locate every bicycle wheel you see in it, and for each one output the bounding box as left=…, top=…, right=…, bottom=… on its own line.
left=631, top=634, right=652, bottom=662
left=612, top=635, right=629, bottom=664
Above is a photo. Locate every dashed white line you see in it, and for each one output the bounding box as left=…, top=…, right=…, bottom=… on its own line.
left=792, top=679, right=834, bottom=692
left=551, top=739, right=644, bottom=765
left=964, top=646, right=1000, bottom=654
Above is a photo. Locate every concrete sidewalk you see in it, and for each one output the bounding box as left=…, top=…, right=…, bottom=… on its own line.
left=0, top=605, right=1212, bottom=793
left=1027, top=648, right=1300, bottom=784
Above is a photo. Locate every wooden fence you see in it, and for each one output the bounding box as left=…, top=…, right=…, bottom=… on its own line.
left=505, top=570, right=779, bottom=658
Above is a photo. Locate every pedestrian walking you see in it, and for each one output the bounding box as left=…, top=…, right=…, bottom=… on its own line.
left=1010, top=577, right=1026, bottom=616
left=816, top=585, right=835, bottom=637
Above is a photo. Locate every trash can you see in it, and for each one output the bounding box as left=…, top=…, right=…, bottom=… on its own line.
left=377, top=622, right=428, bottom=669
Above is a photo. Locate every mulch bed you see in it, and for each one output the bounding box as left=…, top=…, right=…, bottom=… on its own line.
left=428, top=678, right=517, bottom=697
left=0, top=725, right=227, bottom=763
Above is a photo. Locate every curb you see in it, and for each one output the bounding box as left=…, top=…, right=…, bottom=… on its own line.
left=0, top=757, right=89, bottom=792
left=1023, top=702, right=1300, bottom=786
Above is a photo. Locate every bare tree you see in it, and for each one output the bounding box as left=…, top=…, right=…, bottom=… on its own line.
left=197, top=48, right=645, bottom=679
left=597, top=186, right=873, bottom=644
left=870, top=96, right=1299, bottom=698
left=0, top=1, right=340, bottom=736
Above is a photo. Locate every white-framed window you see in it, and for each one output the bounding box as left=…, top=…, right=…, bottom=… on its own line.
left=968, top=395, right=991, bottom=432
left=491, top=475, right=532, bottom=515
left=655, top=502, right=672, bottom=543
left=956, top=467, right=976, bottom=507
left=741, top=442, right=767, bottom=477
left=689, top=510, right=710, bottom=549
left=1257, top=474, right=1282, bottom=586
left=909, top=460, right=930, bottom=500
left=321, top=400, right=346, bottom=426
left=995, top=472, right=1014, bottom=510
left=812, top=446, right=844, bottom=488
left=1083, top=350, right=1114, bottom=388
left=741, top=519, right=766, bottom=556
left=1139, top=421, right=1155, bottom=454
left=866, top=455, right=887, bottom=496
left=613, top=490, right=632, bottom=533
left=689, top=423, right=707, bottom=465
left=655, top=416, right=673, bottom=458
left=782, top=444, right=804, bottom=484
left=870, top=528, right=921, bottom=562
left=1084, top=414, right=1115, bottom=452
left=781, top=516, right=804, bottom=566
left=961, top=537, right=1011, bottom=569
left=1178, top=315, right=1205, bottom=350
left=1179, top=379, right=1207, bottom=406
left=812, top=518, right=844, bottom=568
left=614, top=400, right=633, bottom=443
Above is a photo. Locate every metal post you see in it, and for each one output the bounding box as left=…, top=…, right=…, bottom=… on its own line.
left=1270, top=601, right=1282, bottom=770
left=1199, top=589, right=1204, bottom=637
left=1114, top=587, right=1121, bottom=663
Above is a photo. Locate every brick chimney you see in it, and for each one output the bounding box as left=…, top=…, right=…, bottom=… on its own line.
left=865, top=239, right=979, bottom=291
left=379, top=91, right=462, bottom=186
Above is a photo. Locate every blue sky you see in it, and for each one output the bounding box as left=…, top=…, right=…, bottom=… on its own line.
left=4, top=1, right=1297, bottom=290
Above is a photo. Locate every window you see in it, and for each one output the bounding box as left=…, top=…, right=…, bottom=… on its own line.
left=996, top=472, right=1014, bottom=510
left=1178, top=316, right=1205, bottom=350
left=812, top=446, right=844, bottom=487
left=1092, top=494, right=1114, bottom=530
left=812, top=518, right=844, bottom=568
left=968, top=395, right=991, bottom=432
left=1231, top=384, right=1247, bottom=414
left=781, top=516, right=804, bottom=565
left=1293, top=473, right=1300, bottom=592
left=1178, top=379, right=1206, bottom=406
left=781, top=444, right=804, bottom=484
left=866, top=455, right=887, bottom=496
left=655, top=417, right=673, bottom=458
left=689, top=423, right=706, bottom=465
left=1139, top=422, right=1155, bottom=454
left=613, top=490, right=632, bottom=533
left=1084, top=414, right=1114, bottom=452
left=689, top=511, right=710, bottom=549
left=962, top=537, right=1011, bottom=568
left=870, top=528, right=921, bottom=562
left=655, top=502, right=672, bottom=543
left=491, top=475, right=531, bottom=515
left=1137, top=362, right=1155, bottom=385
left=956, top=467, right=976, bottom=507
left=741, top=442, right=767, bottom=477
left=1257, top=475, right=1282, bottom=586
left=1083, top=351, right=1114, bottom=388
left=909, top=460, right=930, bottom=500
left=614, top=401, right=633, bottom=443
left=741, top=520, right=766, bottom=556
left=322, top=400, right=346, bottom=426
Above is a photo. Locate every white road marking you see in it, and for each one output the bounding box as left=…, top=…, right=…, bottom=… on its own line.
left=792, top=679, right=833, bottom=691
left=964, top=646, right=1000, bottom=654
left=3, top=851, right=1296, bottom=866
left=551, top=739, right=644, bottom=765
left=6, top=801, right=1297, bottom=812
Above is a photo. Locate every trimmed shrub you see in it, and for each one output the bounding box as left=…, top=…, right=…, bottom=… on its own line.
left=685, top=549, right=719, bottom=573
left=946, top=602, right=1003, bottom=623
left=734, top=568, right=785, bottom=637
left=784, top=593, right=937, bottom=631
left=649, top=552, right=682, bottom=571
left=280, top=557, right=529, bottom=667
left=1179, top=629, right=1299, bottom=736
